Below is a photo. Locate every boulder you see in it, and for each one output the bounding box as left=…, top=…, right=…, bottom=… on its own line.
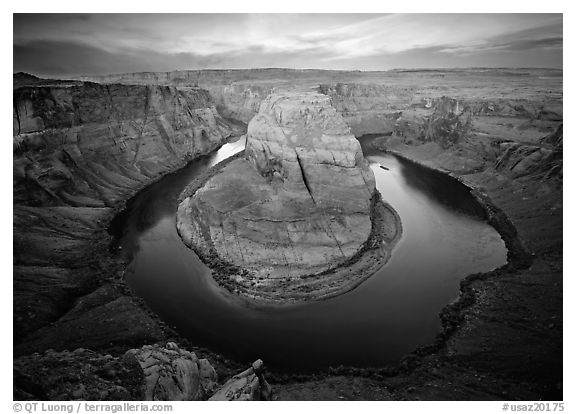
left=209, top=359, right=272, bottom=401
left=14, top=342, right=260, bottom=402
left=125, top=342, right=218, bottom=401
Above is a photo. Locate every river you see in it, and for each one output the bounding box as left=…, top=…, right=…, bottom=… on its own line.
left=109, top=136, right=507, bottom=370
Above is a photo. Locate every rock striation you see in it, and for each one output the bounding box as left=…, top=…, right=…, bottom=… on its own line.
left=177, top=92, right=401, bottom=303
left=494, top=124, right=562, bottom=180
left=318, top=83, right=416, bottom=137
left=13, top=76, right=243, bottom=355
left=209, top=359, right=272, bottom=401
left=125, top=342, right=219, bottom=401
left=13, top=82, right=236, bottom=207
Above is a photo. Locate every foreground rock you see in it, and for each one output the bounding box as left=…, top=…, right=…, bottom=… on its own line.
left=14, top=342, right=271, bottom=401
left=125, top=342, right=219, bottom=400
left=209, top=359, right=272, bottom=401
left=177, top=92, right=401, bottom=303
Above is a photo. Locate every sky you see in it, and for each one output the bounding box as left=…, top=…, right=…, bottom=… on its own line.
left=13, top=13, right=563, bottom=77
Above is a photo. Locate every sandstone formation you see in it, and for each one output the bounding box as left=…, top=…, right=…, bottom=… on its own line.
left=319, top=81, right=563, bottom=139
left=177, top=91, right=402, bottom=303
left=494, top=124, right=562, bottom=179
left=125, top=342, right=219, bottom=400
left=318, top=83, right=416, bottom=137
left=13, top=81, right=236, bottom=207
left=80, top=68, right=562, bottom=141
left=13, top=74, right=243, bottom=356
left=209, top=359, right=272, bottom=401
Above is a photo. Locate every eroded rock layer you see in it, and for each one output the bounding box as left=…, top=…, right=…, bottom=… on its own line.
left=13, top=76, right=242, bottom=355
left=177, top=92, right=401, bottom=303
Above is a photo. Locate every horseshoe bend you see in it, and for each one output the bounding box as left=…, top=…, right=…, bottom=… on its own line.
left=13, top=68, right=562, bottom=401
left=176, top=92, right=402, bottom=303
left=13, top=15, right=563, bottom=400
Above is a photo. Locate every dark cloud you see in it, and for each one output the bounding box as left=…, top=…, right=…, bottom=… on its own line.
left=501, top=37, right=563, bottom=51
left=13, top=38, right=341, bottom=78
left=13, top=41, right=229, bottom=77
left=13, top=13, right=91, bottom=26
left=491, top=23, right=563, bottom=45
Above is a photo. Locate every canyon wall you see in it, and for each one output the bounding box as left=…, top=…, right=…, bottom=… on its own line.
left=13, top=76, right=240, bottom=356
left=14, top=81, right=235, bottom=207
left=77, top=68, right=563, bottom=140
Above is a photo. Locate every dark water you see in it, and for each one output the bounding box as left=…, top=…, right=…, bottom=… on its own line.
left=110, top=136, right=507, bottom=371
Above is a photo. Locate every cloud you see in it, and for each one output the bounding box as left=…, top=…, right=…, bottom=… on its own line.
left=438, top=21, right=563, bottom=55
left=292, top=14, right=563, bottom=58
left=13, top=41, right=228, bottom=77
left=13, top=39, right=336, bottom=77
left=13, top=14, right=563, bottom=75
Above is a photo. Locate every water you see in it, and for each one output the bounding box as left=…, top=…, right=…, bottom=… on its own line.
left=110, top=136, right=507, bottom=370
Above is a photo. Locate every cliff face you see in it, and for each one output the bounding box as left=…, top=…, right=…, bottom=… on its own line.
left=13, top=83, right=234, bottom=207
left=319, top=82, right=563, bottom=139
left=13, top=79, right=240, bottom=355
left=317, top=83, right=416, bottom=137
left=177, top=92, right=401, bottom=303
left=77, top=69, right=562, bottom=145
left=206, top=84, right=273, bottom=123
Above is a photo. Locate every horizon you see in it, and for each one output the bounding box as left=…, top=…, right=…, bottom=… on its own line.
left=13, top=65, right=564, bottom=81
left=14, top=14, right=563, bottom=77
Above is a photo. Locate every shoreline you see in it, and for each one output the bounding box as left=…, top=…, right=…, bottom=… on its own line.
left=384, top=149, right=533, bottom=269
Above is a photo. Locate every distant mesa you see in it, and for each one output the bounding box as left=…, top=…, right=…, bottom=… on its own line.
left=13, top=72, right=43, bottom=88
left=177, top=91, right=402, bottom=304
left=14, top=72, right=41, bottom=81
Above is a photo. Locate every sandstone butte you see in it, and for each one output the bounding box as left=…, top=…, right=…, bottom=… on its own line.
left=177, top=92, right=402, bottom=304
